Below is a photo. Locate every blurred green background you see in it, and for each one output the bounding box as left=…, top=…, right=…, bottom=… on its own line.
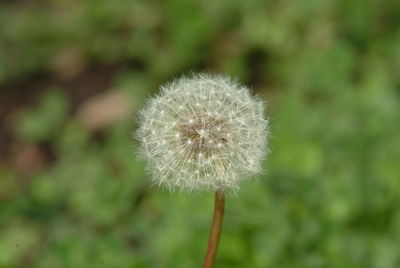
left=0, top=0, right=400, bottom=267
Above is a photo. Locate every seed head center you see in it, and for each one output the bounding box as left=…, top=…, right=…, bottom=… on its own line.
left=177, top=115, right=229, bottom=156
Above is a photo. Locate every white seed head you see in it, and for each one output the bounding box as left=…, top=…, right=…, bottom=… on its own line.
left=136, top=74, right=269, bottom=192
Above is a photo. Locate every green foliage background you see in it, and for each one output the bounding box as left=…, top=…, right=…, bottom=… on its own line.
left=1, top=0, right=400, bottom=267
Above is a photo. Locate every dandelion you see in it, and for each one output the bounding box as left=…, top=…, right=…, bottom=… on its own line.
left=136, top=74, right=268, bottom=192
left=135, top=74, right=269, bottom=267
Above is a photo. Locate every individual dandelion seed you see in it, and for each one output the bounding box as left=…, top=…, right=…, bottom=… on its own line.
left=135, top=74, right=269, bottom=268
left=136, top=74, right=269, bottom=192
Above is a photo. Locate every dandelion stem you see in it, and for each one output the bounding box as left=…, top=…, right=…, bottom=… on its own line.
left=203, top=191, right=225, bottom=268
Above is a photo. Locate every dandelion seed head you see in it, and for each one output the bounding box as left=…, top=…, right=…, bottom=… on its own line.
left=136, top=74, right=269, bottom=192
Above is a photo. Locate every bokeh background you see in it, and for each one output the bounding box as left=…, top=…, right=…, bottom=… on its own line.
left=1, top=0, right=400, bottom=267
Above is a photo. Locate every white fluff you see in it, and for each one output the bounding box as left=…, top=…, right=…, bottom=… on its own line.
left=136, top=74, right=269, bottom=192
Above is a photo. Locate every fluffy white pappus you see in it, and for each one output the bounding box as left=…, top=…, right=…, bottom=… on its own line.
left=136, top=74, right=269, bottom=192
